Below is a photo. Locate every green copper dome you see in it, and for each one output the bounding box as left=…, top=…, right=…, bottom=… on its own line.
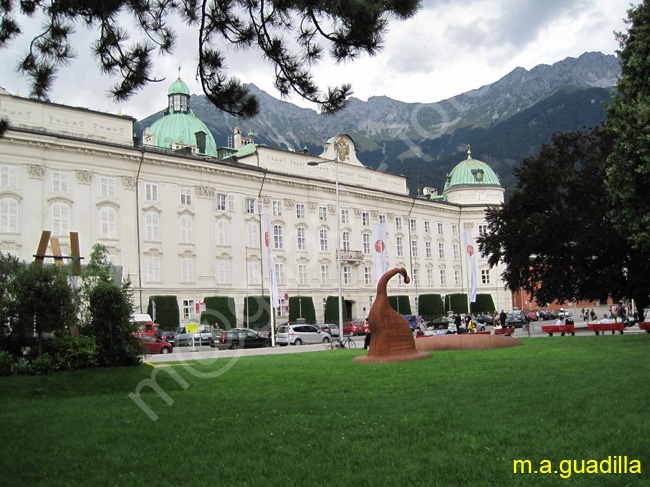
left=443, top=147, right=500, bottom=192
left=148, top=77, right=218, bottom=157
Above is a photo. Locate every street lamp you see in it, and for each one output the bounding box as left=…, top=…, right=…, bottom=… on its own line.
left=308, top=152, right=344, bottom=339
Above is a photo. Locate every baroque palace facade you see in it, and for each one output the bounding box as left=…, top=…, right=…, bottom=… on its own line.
left=0, top=78, right=511, bottom=325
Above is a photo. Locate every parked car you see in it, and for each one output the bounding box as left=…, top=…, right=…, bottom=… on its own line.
left=276, top=324, right=331, bottom=345
left=426, top=317, right=452, bottom=329
left=505, top=312, right=528, bottom=328
left=136, top=333, right=173, bottom=354
left=343, top=321, right=366, bottom=336
left=175, top=323, right=212, bottom=346
left=210, top=328, right=272, bottom=350
left=524, top=311, right=538, bottom=322
left=475, top=314, right=494, bottom=325
left=318, top=324, right=340, bottom=337
left=156, top=329, right=176, bottom=346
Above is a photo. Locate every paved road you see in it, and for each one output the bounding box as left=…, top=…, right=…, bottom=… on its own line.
left=145, top=322, right=646, bottom=364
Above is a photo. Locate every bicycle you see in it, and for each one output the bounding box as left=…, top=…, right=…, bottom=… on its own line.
left=324, top=334, right=356, bottom=349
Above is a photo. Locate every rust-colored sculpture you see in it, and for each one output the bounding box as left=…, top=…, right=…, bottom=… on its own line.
left=354, top=268, right=432, bottom=363
left=414, top=334, right=522, bottom=351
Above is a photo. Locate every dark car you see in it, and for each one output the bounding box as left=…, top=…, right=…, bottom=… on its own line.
left=210, top=328, right=272, bottom=350
left=426, top=317, right=452, bottom=329
left=136, top=333, right=173, bottom=354
left=505, top=312, right=528, bottom=328
left=475, top=314, right=494, bottom=325
left=156, top=329, right=176, bottom=346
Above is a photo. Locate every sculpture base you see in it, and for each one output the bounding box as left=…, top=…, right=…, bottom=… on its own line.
left=354, top=351, right=432, bottom=364
left=414, top=334, right=522, bottom=351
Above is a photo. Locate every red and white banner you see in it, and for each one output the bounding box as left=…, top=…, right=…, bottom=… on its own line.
left=461, top=230, right=477, bottom=303
left=372, top=222, right=387, bottom=284
left=262, top=214, right=279, bottom=308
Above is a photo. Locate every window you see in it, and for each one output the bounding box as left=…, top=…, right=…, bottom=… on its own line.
left=296, top=204, right=306, bottom=219
left=275, top=263, right=285, bottom=285
left=413, top=268, right=420, bottom=286
left=395, top=216, right=402, bottom=230
left=100, top=177, right=115, bottom=198
left=425, top=241, right=432, bottom=258
left=52, top=202, right=70, bottom=236
left=440, top=269, right=447, bottom=286
left=455, top=270, right=461, bottom=286
left=341, top=209, right=349, bottom=224
left=298, top=264, right=308, bottom=285
left=181, top=258, right=194, bottom=282
left=319, top=229, right=328, bottom=251
left=362, top=212, right=370, bottom=225
left=297, top=226, right=306, bottom=251
left=182, top=299, right=196, bottom=320
left=180, top=215, right=193, bottom=243
left=320, top=264, right=330, bottom=284
left=145, top=212, right=159, bottom=241
left=478, top=224, right=489, bottom=236
left=411, top=240, right=418, bottom=258
left=424, top=220, right=430, bottom=233
left=0, top=165, right=17, bottom=189
left=277, top=298, right=287, bottom=318
left=453, top=244, right=460, bottom=260
left=438, top=243, right=445, bottom=259
left=248, top=261, right=261, bottom=285
left=147, top=256, right=160, bottom=282
left=100, top=207, right=116, bottom=238
left=180, top=187, right=192, bottom=206
left=364, top=266, right=372, bottom=285
left=427, top=268, right=434, bottom=286
left=247, top=222, right=259, bottom=248
left=396, top=236, right=403, bottom=257
left=272, top=200, right=282, bottom=216
left=410, top=218, right=417, bottom=232
left=217, top=219, right=230, bottom=246
left=437, top=222, right=443, bottom=235
left=318, top=206, right=327, bottom=221
left=452, top=224, right=458, bottom=236
left=342, top=231, right=350, bottom=251
left=217, top=193, right=234, bottom=211
left=218, top=260, right=231, bottom=284
left=379, top=214, right=386, bottom=224
left=481, top=269, right=491, bottom=284
left=343, top=265, right=352, bottom=285
left=52, top=171, right=68, bottom=193
left=246, top=197, right=259, bottom=214
left=362, top=233, right=371, bottom=254
left=273, top=225, right=283, bottom=249
left=0, top=198, right=18, bottom=233
left=145, top=182, right=158, bottom=202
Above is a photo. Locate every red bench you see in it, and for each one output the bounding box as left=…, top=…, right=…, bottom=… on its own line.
left=494, top=327, right=515, bottom=336
left=541, top=325, right=575, bottom=336
left=639, top=322, right=650, bottom=333
left=588, top=322, right=625, bottom=335
left=472, top=331, right=491, bottom=335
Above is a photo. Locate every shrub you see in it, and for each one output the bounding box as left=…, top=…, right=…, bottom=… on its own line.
left=201, top=296, right=236, bottom=328
left=13, top=357, right=33, bottom=375
left=388, top=295, right=411, bottom=315
left=243, top=296, right=271, bottom=329
left=470, top=294, right=496, bottom=314
left=288, top=296, right=316, bottom=324
left=418, top=294, right=445, bottom=320
left=0, top=350, right=14, bottom=376
left=324, top=296, right=348, bottom=323
left=445, top=293, right=469, bottom=314
left=32, top=352, right=57, bottom=375
left=54, top=335, right=99, bottom=371
left=147, top=295, right=179, bottom=330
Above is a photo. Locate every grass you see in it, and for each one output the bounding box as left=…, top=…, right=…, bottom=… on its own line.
left=1, top=335, right=649, bottom=486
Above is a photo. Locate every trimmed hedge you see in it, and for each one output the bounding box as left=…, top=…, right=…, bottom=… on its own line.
left=445, top=293, right=469, bottom=314
left=324, top=296, right=348, bottom=323
left=418, top=294, right=445, bottom=319
left=288, top=296, right=316, bottom=324
left=470, top=294, right=496, bottom=314
left=201, top=296, right=236, bottom=328
left=147, top=295, right=179, bottom=330
left=243, top=296, right=271, bottom=329
left=388, top=295, right=411, bottom=315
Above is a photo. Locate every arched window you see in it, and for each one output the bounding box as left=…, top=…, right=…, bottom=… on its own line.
left=52, top=202, right=70, bottom=236
left=273, top=224, right=283, bottom=249
left=362, top=233, right=371, bottom=254
left=342, top=231, right=350, bottom=251
left=0, top=198, right=18, bottom=233
left=218, top=219, right=230, bottom=246
left=180, top=215, right=193, bottom=243
left=319, top=228, right=328, bottom=251
left=396, top=236, right=403, bottom=257
left=247, top=221, right=259, bottom=247
left=145, top=212, right=159, bottom=241
left=100, top=207, right=116, bottom=239
left=297, top=226, right=306, bottom=251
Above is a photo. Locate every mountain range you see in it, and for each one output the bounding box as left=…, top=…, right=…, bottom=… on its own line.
left=137, top=51, right=621, bottom=197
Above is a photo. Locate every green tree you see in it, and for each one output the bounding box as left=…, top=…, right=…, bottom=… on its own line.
left=478, top=127, right=650, bottom=318
left=388, top=295, right=411, bottom=315
left=324, top=295, right=348, bottom=323
left=418, top=293, right=444, bottom=319
left=147, top=295, right=180, bottom=330
left=606, top=1, right=650, bottom=253
left=243, top=295, right=271, bottom=329
left=201, top=296, right=236, bottom=328
left=0, top=0, right=419, bottom=120
left=470, top=294, right=495, bottom=314
left=288, top=296, right=316, bottom=324
left=445, top=293, right=468, bottom=315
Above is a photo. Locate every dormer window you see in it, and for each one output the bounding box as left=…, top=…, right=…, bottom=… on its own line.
left=169, top=93, right=189, bottom=114
left=472, top=168, right=484, bottom=182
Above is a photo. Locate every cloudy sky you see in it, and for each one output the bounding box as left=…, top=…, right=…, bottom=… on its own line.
left=0, top=0, right=637, bottom=121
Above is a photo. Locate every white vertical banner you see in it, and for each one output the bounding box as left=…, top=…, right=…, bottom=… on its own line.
left=372, top=222, right=387, bottom=284
left=262, top=214, right=279, bottom=308
left=461, top=230, right=478, bottom=303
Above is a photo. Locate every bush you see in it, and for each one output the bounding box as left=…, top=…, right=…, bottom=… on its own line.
left=54, top=335, right=99, bottom=371
left=0, top=350, right=14, bottom=376
left=201, top=296, right=236, bottom=328
left=13, top=357, right=33, bottom=375
left=445, top=293, right=469, bottom=314
left=418, top=294, right=445, bottom=320
left=470, top=294, right=496, bottom=314
left=388, top=295, right=411, bottom=315
left=147, top=295, right=180, bottom=330
left=324, top=296, right=348, bottom=323
left=288, top=296, right=316, bottom=324
left=32, top=352, right=57, bottom=375
left=243, top=296, right=271, bottom=329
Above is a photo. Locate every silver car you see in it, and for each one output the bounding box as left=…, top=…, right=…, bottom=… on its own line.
left=276, top=324, right=331, bottom=345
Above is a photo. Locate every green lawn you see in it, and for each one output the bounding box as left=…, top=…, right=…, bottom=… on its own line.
left=1, top=335, right=649, bottom=486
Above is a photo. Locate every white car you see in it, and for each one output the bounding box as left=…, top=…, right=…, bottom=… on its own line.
left=276, top=324, right=331, bottom=345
